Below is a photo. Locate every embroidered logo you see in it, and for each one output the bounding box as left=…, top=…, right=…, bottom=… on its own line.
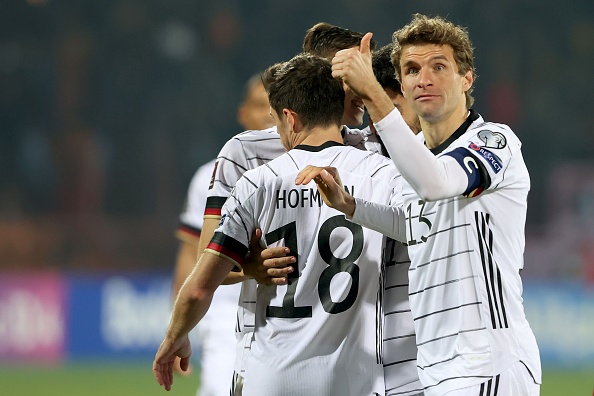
left=468, top=143, right=503, bottom=173
left=218, top=214, right=227, bottom=227
left=478, top=130, right=507, bottom=149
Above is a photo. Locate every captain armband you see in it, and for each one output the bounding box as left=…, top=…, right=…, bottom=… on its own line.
left=443, top=147, right=491, bottom=197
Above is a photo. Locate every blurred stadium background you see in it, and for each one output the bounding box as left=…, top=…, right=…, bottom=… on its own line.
left=1, top=0, right=593, bottom=395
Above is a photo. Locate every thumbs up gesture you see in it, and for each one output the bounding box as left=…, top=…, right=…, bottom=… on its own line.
left=331, top=32, right=377, bottom=100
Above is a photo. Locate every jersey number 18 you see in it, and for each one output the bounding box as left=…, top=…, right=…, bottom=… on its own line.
left=265, top=215, right=363, bottom=319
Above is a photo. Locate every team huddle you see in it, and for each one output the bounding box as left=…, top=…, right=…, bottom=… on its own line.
left=155, top=14, right=541, bottom=396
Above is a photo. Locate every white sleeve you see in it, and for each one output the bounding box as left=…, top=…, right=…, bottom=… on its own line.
left=179, top=160, right=216, bottom=230
left=374, top=109, right=468, bottom=201
left=208, top=138, right=249, bottom=199
left=350, top=198, right=407, bottom=242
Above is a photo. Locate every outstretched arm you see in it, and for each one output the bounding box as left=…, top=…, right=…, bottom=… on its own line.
left=295, top=166, right=406, bottom=241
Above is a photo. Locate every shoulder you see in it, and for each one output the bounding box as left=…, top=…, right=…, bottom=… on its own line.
left=193, top=159, right=217, bottom=180
left=218, top=127, right=280, bottom=154
left=340, top=145, right=397, bottom=177
left=188, top=158, right=217, bottom=194
left=231, top=126, right=280, bottom=144
left=467, top=117, right=521, bottom=151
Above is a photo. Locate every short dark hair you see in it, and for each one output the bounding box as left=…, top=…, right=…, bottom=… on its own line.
left=302, top=22, right=376, bottom=60
left=261, top=62, right=284, bottom=93
left=264, top=54, right=344, bottom=129
left=372, top=44, right=402, bottom=95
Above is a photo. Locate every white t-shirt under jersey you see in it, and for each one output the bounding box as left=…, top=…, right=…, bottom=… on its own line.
left=207, top=142, right=399, bottom=396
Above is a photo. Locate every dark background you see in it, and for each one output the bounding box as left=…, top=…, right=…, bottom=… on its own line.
left=1, top=0, right=593, bottom=280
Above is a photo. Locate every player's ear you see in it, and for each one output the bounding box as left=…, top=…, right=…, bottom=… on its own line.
left=462, top=69, right=473, bottom=92
left=284, top=109, right=299, bottom=133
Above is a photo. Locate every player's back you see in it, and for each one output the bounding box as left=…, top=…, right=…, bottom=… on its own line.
left=207, top=126, right=381, bottom=380
left=236, top=142, right=398, bottom=396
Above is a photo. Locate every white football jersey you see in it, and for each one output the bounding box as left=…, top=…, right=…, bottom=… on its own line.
left=178, top=159, right=217, bottom=241
left=208, top=142, right=399, bottom=396
left=206, top=126, right=386, bottom=377
left=401, top=112, right=541, bottom=396
left=377, top=140, right=423, bottom=396
left=206, top=127, right=285, bottom=376
left=382, top=238, right=423, bottom=396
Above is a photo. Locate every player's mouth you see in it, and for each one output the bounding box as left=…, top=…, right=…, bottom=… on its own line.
left=415, top=93, right=438, bottom=101
left=352, top=99, right=365, bottom=112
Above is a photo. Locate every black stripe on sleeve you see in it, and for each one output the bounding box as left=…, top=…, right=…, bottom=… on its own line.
left=206, top=196, right=228, bottom=210
left=475, top=211, right=508, bottom=329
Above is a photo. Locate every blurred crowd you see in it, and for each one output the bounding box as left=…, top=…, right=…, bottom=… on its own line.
left=1, top=0, right=593, bottom=278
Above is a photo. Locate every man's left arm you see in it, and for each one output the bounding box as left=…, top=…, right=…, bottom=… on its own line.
left=153, top=251, right=235, bottom=391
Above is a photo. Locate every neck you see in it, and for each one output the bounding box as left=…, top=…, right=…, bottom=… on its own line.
left=292, top=125, right=343, bottom=148
left=421, top=107, right=469, bottom=149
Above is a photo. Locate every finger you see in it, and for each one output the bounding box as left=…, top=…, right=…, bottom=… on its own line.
left=296, top=168, right=324, bottom=185
left=332, top=47, right=356, bottom=66
left=320, top=169, right=337, bottom=186
left=179, top=356, right=190, bottom=372
left=313, top=174, right=333, bottom=193
left=359, top=32, right=373, bottom=55
left=332, top=48, right=350, bottom=61
left=295, top=166, right=314, bottom=184
left=263, top=255, right=296, bottom=268
left=249, top=228, right=262, bottom=249
left=164, top=361, right=173, bottom=390
left=153, top=362, right=171, bottom=391
left=331, top=69, right=343, bottom=81
left=267, top=266, right=293, bottom=277
left=269, top=276, right=289, bottom=286
left=260, top=246, right=290, bottom=260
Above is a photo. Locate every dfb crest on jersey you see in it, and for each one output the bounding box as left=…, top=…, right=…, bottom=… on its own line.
left=477, top=130, right=507, bottom=149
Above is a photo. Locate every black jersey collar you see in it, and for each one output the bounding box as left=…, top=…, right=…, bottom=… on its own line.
left=429, top=109, right=479, bottom=155
left=294, top=141, right=344, bottom=152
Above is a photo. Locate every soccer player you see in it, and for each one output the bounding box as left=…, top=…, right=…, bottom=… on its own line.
left=171, top=72, right=274, bottom=396
left=371, top=44, right=423, bottom=396
left=298, top=13, right=542, bottom=396
left=154, top=53, right=399, bottom=395
left=193, top=23, right=380, bottom=395
left=236, top=42, right=427, bottom=396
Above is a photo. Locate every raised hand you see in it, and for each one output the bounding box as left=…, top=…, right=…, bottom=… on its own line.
left=331, top=32, right=377, bottom=100
left=332, top=32, right=395, bottom=123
